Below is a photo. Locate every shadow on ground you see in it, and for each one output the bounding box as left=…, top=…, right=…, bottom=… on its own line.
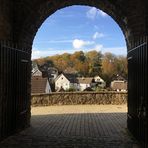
left=0, top=112, right=141, bottom=148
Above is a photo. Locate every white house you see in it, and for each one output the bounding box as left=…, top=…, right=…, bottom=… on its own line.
left=94, top=76, right=106, bottom=88
left=55, top=73, right=77, bottom=91
left=31, top=76, right=52, bottom=93
left=77, top=77, right=94, bottom=91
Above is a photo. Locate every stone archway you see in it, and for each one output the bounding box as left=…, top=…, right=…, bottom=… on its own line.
left=15, top=1, right=128, bottom=47
left=0, top=0, right=147, bottom=145
left=4, top=0, right=146, bottom=47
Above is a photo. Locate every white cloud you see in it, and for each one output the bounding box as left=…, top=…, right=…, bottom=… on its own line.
left=72, top=39, right=94, bottom=49
left=35, top=40, right=72, bottom=44
left=48, top=40, right=72, bottom=43
left=32, top=48, right=52, bottom=59
left=93, top=32, right=105, bottom=39
left=94, top=25, right=99, bottom=30
left=86, top=7, right=98, bottom=20
left=86, top=7, right=108, bottom=20
left=31, top=48, right=76, bottom=59
left=87, top=45, right=127, bottom=55
left=32, top=46, right=127, bottom=60
left=101, top=46, right=127, bottom=55
left=94, top=44, right=104, bottom=51
left=32, top=48, right=70, bottom=59
left=98, top=10, right=108, bottom=17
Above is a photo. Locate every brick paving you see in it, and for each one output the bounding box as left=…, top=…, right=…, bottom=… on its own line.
left=0, top=105, right=141, bottom=148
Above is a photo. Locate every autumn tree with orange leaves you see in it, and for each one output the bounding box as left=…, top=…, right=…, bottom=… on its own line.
left=34, top=51, right=127, bottom=86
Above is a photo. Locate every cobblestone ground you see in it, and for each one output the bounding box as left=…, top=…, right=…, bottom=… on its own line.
left=0, top=105, right=141, bottom=148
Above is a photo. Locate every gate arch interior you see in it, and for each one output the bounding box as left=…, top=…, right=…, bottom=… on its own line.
left=15, top=1, right=129, bottom=47
left=0, top=0, right=147, bottom=145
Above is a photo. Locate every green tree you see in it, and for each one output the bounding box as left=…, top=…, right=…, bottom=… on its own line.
left=86, top=50, right=102, bottom=77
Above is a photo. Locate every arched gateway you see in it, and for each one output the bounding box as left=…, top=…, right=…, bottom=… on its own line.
left=0, top=0, right=147, bottom=145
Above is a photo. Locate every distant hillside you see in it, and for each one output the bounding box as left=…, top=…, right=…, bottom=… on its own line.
left=33, top=50, right=127, bottom=86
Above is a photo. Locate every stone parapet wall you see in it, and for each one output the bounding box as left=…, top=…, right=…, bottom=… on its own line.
left=31, top=92, right=127, bottom=106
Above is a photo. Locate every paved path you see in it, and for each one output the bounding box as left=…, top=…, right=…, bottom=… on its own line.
left=0, top=105, right=140, bottom=148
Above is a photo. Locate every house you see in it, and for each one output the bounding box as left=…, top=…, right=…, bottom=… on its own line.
left=31, top=76, right=52, bottom=93
left=40, top=66, right=58, bottom=80
left=32, top=68, right=42, bottom=76
left=32, top=62, right=42, bottom=76
left=47, top=67, right=58, bottom=80
left=111, top=75, right=127, bottom=92
left=94, top=76, right=106, bottom=88
left=55, top=73, right=77, bottom=91
left=77, top=77, right=95, bottom=91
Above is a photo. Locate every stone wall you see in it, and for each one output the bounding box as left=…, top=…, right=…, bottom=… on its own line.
left=31, top=92, right=127, bottom=106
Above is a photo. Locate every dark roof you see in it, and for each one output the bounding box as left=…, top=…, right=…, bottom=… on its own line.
left=40, top=67, right=58, bottom=78
left=32, top=69, right=42, bottom=76
left=112, top=75, right=127, bottom=81
left=77, top=77, right=94, bottom=84
left=56, top=86, right=65, bottom=92
left=31, top=76, right=48, bottom=93
left=111, top=81, right=127, bottom=90
left=83, top=87, right=93, bottom=91
left=65, top=73, right=77, bottom=82
left=57, top=73, right=77, bottom=83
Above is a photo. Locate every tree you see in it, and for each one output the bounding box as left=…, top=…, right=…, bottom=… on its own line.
left=101, top=52, right=117, bottom=86
left=86, top=50, right=102, bottom=77
left=33, top=51, right=128, bottom=88
left=113, top=56, right=127, bottom=78
left=101, top=52, right=127, bottom=86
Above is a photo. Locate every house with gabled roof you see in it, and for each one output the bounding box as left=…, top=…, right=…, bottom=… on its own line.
left=32, top=62, right=42, bottom=76
left=94, top=75, right=106, bottom=88
left=77, top=77, right=95, bottom=91
left=31, top=76, right=52, bottom=94
left=39, top=64, right=58, bottom=80
left=55, top=73, right=78, bottom=91
left=111, top=75, right=127, bottom=92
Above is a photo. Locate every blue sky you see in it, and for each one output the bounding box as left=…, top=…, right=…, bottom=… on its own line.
left=32, top=6, right=126, bottom=59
